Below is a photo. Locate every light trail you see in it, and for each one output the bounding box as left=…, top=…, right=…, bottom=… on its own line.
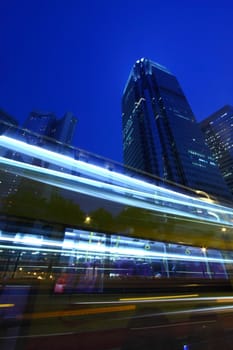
left=0, top=235, right=233, bottom=264
left=1, top=135, right=233, bottom=217
left=75, top=295, right=233, bottom=305
left=119, top=294, right=199, bottom=301
left=117, top=303, right=233, bottom=323
left=0, top=304, right=15, bottom=308
left=18, top=304, right=136, bottom=320
left=1, top=141, right=233, bottom=227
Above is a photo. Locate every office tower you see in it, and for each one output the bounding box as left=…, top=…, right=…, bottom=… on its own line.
left=200, top=105, right=233, bottom=196
left=21, top=111, right=77, bottom=209
left=0, top=110, right=20, bottom=202
left=53, top=112, right=77, bottom=144
left=122, top=58, right=232, bottom=202
left=23, top=111, right=56, bottom=137
left=0, top=109, right=18, bottom=134
left=23, top=111, right=77, bottom=145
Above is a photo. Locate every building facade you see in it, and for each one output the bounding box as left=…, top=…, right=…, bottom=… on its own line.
left=122, top=58, right=232, bottom=202
left=0, top=109, right=18, bottom=134
left=0, top=109, right=78, bottom=210
left=200, top=105, right=233, bottom=196
left=23, top=111, right=77, bottom=145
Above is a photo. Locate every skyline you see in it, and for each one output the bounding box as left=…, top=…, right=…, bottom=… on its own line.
left=1, top=0, right=233, bottom=163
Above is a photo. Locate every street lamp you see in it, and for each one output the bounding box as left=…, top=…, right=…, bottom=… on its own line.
left=84, top=216, right=91, bottom=224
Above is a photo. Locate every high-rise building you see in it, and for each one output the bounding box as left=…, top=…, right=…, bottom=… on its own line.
left=122, top=58, right=232, bottom=202
left=53, top=112, right=77, bottom=144
left=0, top=110, right=20, bottom=203
left=23, top=111, right=77, bottom=145
left=0, top=109, right=18, bottom=134
left=0, top=109, right=78, bottom=213
left=199, top=105, right=233, bottom=196
left=23, top=111, right=56, bottom=137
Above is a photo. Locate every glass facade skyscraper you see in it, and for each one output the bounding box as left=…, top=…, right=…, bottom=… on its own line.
left=122, top=58, right=232, bottom=202
left=0, top=109, right=18, bottom=134
left=0, top=110, right=77, bottom=208
left=200, top=105, right=233, bottom=196
left=23, top=111, right=56, bottom=137
left=24, top=111, right=77, bottom=145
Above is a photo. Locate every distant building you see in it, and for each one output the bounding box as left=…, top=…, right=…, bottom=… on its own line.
left=23, top=111, right=56, bottom=137
left=0, top=109, right=18, bottom=134
left=23, top=111, right=77, bottom=145
left=53, top=112, right=77, bottom=145
left=0, top=109, right=20, bottom=202
left=0, top=109, right=77, bottom=207
left=200, top=105, right=233, bottom=196
left=122, top=58, right=232, bottom=202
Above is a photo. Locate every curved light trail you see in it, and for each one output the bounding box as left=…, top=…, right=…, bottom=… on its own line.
left=0, top=135, right=233, bottom=228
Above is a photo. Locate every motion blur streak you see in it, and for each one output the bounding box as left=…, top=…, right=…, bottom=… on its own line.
left=131, top=320, right=216, bottom=331
left=140, top=304, right=233, bottom=318
left=119, top=295, right=233, bottom=304
left=19, top=304, right=136, bottom=320
left=75, top=295, right=233, bottom=305
left=0, top=304, right=15, bottom=308
left=119, top=294, right=199, bottom=301
left=217, top=297, right=233, bottom=303
left=1, top=236, right=232, bottom=263
left=1, top=135, right=233, bottom=226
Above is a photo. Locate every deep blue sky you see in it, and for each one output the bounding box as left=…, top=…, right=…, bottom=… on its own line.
left=1, top=0, right=233, bottom=163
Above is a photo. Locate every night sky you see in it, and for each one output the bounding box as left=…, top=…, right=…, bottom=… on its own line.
left=1, top=0, right=233, bottom=164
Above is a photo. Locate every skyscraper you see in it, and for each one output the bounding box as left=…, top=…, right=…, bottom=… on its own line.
left=0, top=109, right=18, bottom=134
left=23, top=111, right=56, bottom=137
left=0, top=109, right=78, bottom=215
left=200, top=105, right=233, bottom=196
left=53, top=112, right=77, bottom=145
left=0, top=110, right=20, bottom=202
left=23, top=111, right=77, bottom=145
left=122, top=58, right=231, bottom=202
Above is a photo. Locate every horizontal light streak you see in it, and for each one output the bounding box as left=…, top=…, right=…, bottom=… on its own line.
left=0, top=244, right=71, bottom=255
left=0, top=331, right=75, bottom=341
left=0, top=236, right=232, bottom=264
left=1, top=135, right=233, bottom=221
left=0, top=135, right=191, bottom=197
left=0, top=304, right=15, bottom=308
left=118, top=303, right=233, bottom=323
left=0, top=156, right=204, bottom=223
left=0, top=155, right=203, bottom=208
left=131, top=320, right=216, bottom=331
left=0, top=137, right=221, bottom=204
left=119, top=295, right=233, bottom=304
left=119, top=294, right=199, bottom=301
left=217, top=297, right=233, bottom=303
left=75, top=294, right=200, bottom=305
left=19, top=304, right=136, bottom=320
left=74, top=295, right=233, bottom=307
left=1, top=154, right=233, bottom=228
left=155, top=304, right=233, bottom=317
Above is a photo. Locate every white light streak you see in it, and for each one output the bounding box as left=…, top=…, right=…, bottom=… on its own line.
left=1, top=135, right=233, bottom=227
left=0, top=234, right=232, bottom=264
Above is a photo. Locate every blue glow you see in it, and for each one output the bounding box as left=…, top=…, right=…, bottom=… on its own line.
left=0, top=135, right=233, bottom=228
left=0, top=233, right=232, bottom=264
